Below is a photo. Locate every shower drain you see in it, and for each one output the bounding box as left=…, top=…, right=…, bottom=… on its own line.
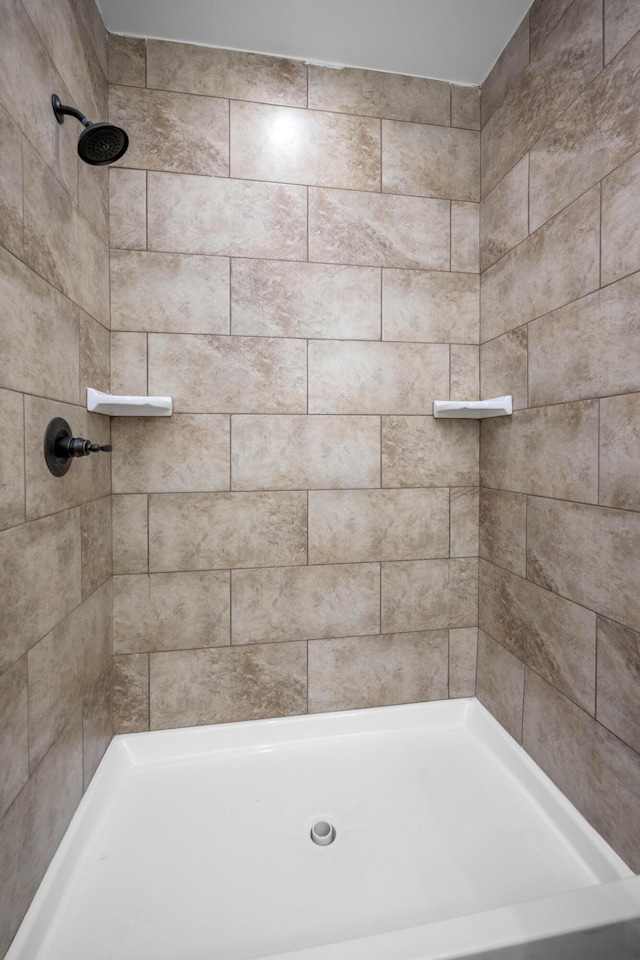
left=310, top=820, right=336, bottom=846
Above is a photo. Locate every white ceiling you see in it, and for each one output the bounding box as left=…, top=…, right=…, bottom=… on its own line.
left=96, top=0, right=535, bottom=86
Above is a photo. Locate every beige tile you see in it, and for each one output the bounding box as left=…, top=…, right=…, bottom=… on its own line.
left=480, top=327, right=527, bottom=411
left=482, top=0, right=603, bottom=197
left=81, top=496, right=112, bottom=599
left=605, top=0, right=640, bottom=63
left=0, top=509, right=82, bottom=673
left=530, top=31, right=640, bottom=231
left=111, top=331, right=147, bottom=396
left=0, top=389, right=25, bottom=531
left=382, top=122, right=479, bottom=201
left=149, top=491, right=306, bottom=571
left=450, top=487, right=479, bottom=557
left=148, top=172, right=307, bottom=260
left=527, top=496, right=640, bottom=632
left=0, top=246, right=79, bottom=403
left=308, top=631, right=449, bottom=713
left=528, top=276, right=640, bottom=406
left=146, top=40, right=307, bottom=107
left=481, top=16, right=530, bottom=126
left=76, top=0, right=108, bottom=76
left=451, top=201, right=479, bottom=273
left=148, top=334, right=306, bottom=414
left=110, top=85, right=229, bottom=176
left=450, top=344, right=479, bottom=401
left=23, top=144, right=108, bottom=326
left=449, top=627, right=478, bottom=698
left=381, top=558, right=478, bottom=633
left=481, top=187, right=600, bottom=341
left=232, top=415, right=380, bottom=490
left=600, top=393, right=640, bottom=510
left=149, top=643, right=307, bottom=729
left=308, top=65, right=450, bottom=124
left=308, top=489, right=450, bottom=563
left=480, top=155, right=528, bottom=273
left=112, top=494, right=148, bottom=575
left=0, top=657, right=28, bottom=820
left=308, top=187, right=450, bottom=270
left=112, top=415, right=230, bottom=493
left=24, top=396, right=110, bottom=521
left=109, top=33, right=146, bottom=86
left=231, top=564, right=380, bottom=645
left=111, top=251, right=230, bottom=334
left=80, top=315, right=110, bottom=404
left=0, top=103, right=23, bottom=258
left=0, top=711, right=83, bottom=956
left=476, top=630, right=525, bottom=741
left=597, top=616, right=640, bottom=753
left=523, top=669, right=640, bottom=872
left=451, top=85, right=480, bottom=130
left=82, top=667, right=112, bottom=790
left=114, top=572, right=230, bottom=653
left=112, top=653, right=149, bottom=733
left=232, top=260, right=381, bottom=340
left=28, top=581, right=111, bottom=769
left=479, top=559, right=596, bottom=712
left=382, top=416, right=479, bottom=487
left=382, top=270, right=479, bottom=344
left=602, top=149, right=640, bottom=286
left=529, top=0, right=574, bottom=56
left=481, top=403, right=598, bottom=502
left=109, top=168, right=146, bottom=250
left=231, top=101, right=380, bottom=191
left=308, top=340, right=449, bottom=414
left=479, top=488, right=527, bottom=577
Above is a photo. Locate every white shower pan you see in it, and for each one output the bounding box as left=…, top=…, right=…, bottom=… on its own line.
left=7, top=699, right=640, bottom=960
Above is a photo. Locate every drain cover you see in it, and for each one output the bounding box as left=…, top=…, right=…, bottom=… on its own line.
left=310, top=821, right=336, bottom=846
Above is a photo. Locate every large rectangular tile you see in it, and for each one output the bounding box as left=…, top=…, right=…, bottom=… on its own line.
left=480, top=155, right=528, bottom=272
left=308, top=188, right=450, bottom=269
left=450, top=344, right=479, bottom=401
left=0, top=658, right=28, bottom=820
left=308, top=340, right=449, bottom=414
left=602, top=148, right=640, bottom=286
left=596, top=616, right=640, bottom=754
left=78, top=162, right=108, bottom=246
left=110, top=85, right=229, bottom=176
left=382, top=121, right=479, bottom=201
left=450, top=201, right=479, bottom=273
left=112, top=415, right=230, bottom=493
left=479, top=488, right=527, bottom=577
left=0, top=389, right=24, bottom=531
left=480, top=403, right=599, bottom=502
left=0, top=509, right=82, bottom=673
left=605, top=0, right=640, bottom=63
left=0, top=103, right=23, bottom=259
left=80, top=314, right=110, bottom=403
left=529, top=0, right=574, bottom=56
left=231, top=260, right=381, bottom=340
left=530, top=31, right=640, bottom=232
left=481, top=16, right=530, bottom=126
left=82, top=668, right=112, bottom=790
left=27, top=582, right=111, bottom=769
left=452, top=85, right=480, bottom=131
left=308, top=488, right=449, bottom=563
left=149, top=492, right=307, bottom=571
left=382, top=270, right=479, bottom=344
left=230, top=101, right=380, bottom=191
left=476, top=630, right=525, bottom=742
left=111, top=251, right=230, bottom=334
left=81, top=496, right=112, bottom=600
left=112, top=653, right=149, bottom=733
left=146, top=40, right=307, bottom=106
left=111, top=332, right=147, bottom=396
left=382, top=558, right=478, bottom=633
left=108, top=33, right=145, bottom=86
left=480, top=328, right=528, bottom=411
left=147, top=172, right=307, bottom=260
left=149, top=643, right=307, bottom=729
left=600, top=393, right=640, bottom=510
left=528, top=275, right=640, bottom=405
left=231, top=564, right=380, bottom=644
left=479, top=559, right=596, bottom=712
left=113, top=572, right=230, bottom=653
left=481, top=0, right=603, bottom=196
left=527, top=497, right=640, bottom=632
left=308, top=632, right=448, bottom=713
left=148, top=334, right=306, bottom=414
left=112, top=495, right=148, bottom=575
left=448, top=627, right=478, bottom=697
left=450, top=486, right=479, bottom=557
left=307, top=65, right=450, bottom=124
left=382, top=416, right=479, bottom=487
left=109, top=168, right=146, bottom=250
left=232, top=415, right=380, bottom=490
left=481, top=187, right=600, bottom=341
left=523, top=670, right=640, bottom=872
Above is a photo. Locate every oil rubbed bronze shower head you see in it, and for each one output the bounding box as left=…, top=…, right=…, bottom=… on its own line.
left=51, top=94, right=129, bottom=166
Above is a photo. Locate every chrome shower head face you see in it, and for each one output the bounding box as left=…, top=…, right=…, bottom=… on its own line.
left=77, top=122, right=129, bottom=166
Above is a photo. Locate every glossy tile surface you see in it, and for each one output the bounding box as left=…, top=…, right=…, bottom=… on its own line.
left=382, top=121, right=479, bottom=201
left=382, top=559, right=478, bottom=633
left=382, top=270, right=479, bottom=344
left=382, top=416, right=479, bottom=487
left=307, top=65, right=450, bottom=124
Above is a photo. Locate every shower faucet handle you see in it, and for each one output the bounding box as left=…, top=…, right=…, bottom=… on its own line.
left=55, top=436, right=112, bottom=458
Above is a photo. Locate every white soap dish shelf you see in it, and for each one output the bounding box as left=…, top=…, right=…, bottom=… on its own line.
left=87, top=388, right=173, bottom=417
left=433, top=396, right=512, bottom=419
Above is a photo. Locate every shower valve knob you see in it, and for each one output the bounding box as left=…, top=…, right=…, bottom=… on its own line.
left=55, top=436, right=113, bottom=458
left=44, top=417, right=112, bottom=477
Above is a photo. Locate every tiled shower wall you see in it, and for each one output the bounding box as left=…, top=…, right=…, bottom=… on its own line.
left=0, top=0, right=112, bottom=951
left=478, top=0, right=640, bottom=871
left=107, top=36, right=482, bottom=732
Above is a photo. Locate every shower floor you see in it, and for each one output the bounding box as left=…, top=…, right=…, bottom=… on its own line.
left=8, top=699, right=640, bottom=960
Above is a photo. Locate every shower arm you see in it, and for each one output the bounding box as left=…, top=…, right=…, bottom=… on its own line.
left=51, top=94, right=91, bottom=128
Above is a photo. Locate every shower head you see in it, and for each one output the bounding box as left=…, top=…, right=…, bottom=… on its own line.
left=51, top=94, right=129, bottom=166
